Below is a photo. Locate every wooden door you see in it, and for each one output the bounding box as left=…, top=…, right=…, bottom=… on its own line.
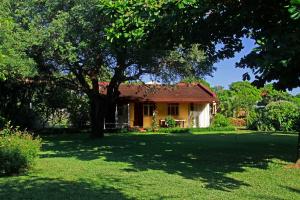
left=134, top=103, right=143, bottom=127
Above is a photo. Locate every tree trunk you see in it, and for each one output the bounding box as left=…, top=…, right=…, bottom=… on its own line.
left=105, top=100, right=117, bottom=128
left=89, top=94, right=105, bottom=138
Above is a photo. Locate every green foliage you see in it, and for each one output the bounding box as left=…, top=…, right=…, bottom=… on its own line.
left=259, top=84, right=292, bottom=106
left=233, top=1, right=300, bottom=90
left=0, top=79, right=71, bottom=129
left=229, top=82, right=262, bottom=116
left=33, top=85, right=70, bottom=128
left=246, top=110, right=260, bottom=130
left=165, top=116, right=177, bottom=128
left=216, top=89, right=234, bottom=117
left=264, top=101, right=300, bottom=131
left=292, top=94, right=300, bottom=108
left=99, top=0, right=164, bottom=46
left=216, top=82, right=299, bottom=132
left=216, top=81, right=261, bottom=118
left=288, top=0, right=300, bottom=19
left=248, top=101, right=300, bottom=132
left=151, top=110, right=159, bottom=131
left=32, top=85, right=90, bottom=129
left=0, top=125, right=41, bottom=175
left=212, top=114, right=231, bottom=128
left=0, top=1, right=37, bottom=80
left=67, top=92, right=90, bottom=129
left=159, top=44, right=213, bottom=82
left=0, top=79, right=38, bottom=129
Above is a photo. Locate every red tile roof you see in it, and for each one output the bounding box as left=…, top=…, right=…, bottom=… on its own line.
left=100, top=82, right=217, bottom=103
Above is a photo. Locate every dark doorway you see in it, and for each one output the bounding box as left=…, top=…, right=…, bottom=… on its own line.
left=134, top=103, right=143, bottom=127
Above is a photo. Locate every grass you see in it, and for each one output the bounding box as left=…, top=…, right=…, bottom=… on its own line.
left=0, top=131, right=300, bottom=200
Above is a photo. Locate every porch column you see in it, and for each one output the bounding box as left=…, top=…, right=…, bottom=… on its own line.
left=127, top=103, right=130, bottom=126
left=115, top=104, right=118, bottom=128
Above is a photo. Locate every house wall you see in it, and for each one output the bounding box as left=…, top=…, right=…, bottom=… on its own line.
left=143, top=103, right=189, bottom=129
left=189, top=103, right=210, bottom=128
left=129, top=102, right=211, bottom=129
left=199, top=103, right=210, bottom=128
left=129, top=103, right=135, bottom=127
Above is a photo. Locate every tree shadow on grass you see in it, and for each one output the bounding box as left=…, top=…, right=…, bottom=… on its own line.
left=0, top=176, right=129, bottom=200
left=41, top=133, right=297, bottom=192
left=281, top=186, right=300, bottom=194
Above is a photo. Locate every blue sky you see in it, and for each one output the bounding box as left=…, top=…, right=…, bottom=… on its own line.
left=205, top=38, right=300, bottom=95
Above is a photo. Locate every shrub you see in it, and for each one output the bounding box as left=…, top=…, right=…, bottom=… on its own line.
left=0, top=125, right=41, bottom=176
left=230, top=118, right=246, bottom=127
left=264, top=101, right=300, bottom=131
left=246, top=110, right=260, bottom=130
left=247, top=101, right=300, bottom=131
left=165, top=116, right=177, bottom=128
left=212, top=114, right=231, bottom=127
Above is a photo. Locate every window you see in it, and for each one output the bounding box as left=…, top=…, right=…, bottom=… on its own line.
left=144, top=104, right=155, bottom=116
left=212, top=102, right=217, bottom=115
left=168, top=103, right=179, bottom=116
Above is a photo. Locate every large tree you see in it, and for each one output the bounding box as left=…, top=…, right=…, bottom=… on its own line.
left=7, top=0, right=220, bottom=137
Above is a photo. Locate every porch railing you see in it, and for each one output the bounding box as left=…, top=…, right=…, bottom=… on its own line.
left=104, top=122, right=129, bottom=130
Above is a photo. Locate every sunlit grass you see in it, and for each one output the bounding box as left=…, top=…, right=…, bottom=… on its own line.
left=1, top=131, right=299, bottom=199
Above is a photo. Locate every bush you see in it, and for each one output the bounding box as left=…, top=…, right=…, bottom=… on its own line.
left=230, top=118, right=246, bottom=127
left=247, top=101, right=300, bottom=131
left=165, top=116, right=177, bottom=128
left=0, top=125, right=41, bottom=175
left=246, top=110, right=260, bottom=130
left=264, top=101, right=299, bottom=131
left=212, top=114, right=231, bottom=127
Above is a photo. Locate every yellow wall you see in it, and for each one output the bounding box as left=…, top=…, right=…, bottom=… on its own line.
left=129, top=102, right=211, bottom=128
left=129, top=103, right=135, bottom=127
left=144, top=103, right=189, bottom=128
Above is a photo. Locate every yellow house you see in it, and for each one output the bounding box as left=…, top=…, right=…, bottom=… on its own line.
left=102, top=83, right=217, bottom=129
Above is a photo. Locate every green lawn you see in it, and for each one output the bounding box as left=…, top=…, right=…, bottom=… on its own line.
left=0, top=131, right=300, bottom=200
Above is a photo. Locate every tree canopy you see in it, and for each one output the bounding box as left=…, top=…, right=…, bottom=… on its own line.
left=0, top=1, right=37, bottom=80
left=3, top=0, right=220, bottom=136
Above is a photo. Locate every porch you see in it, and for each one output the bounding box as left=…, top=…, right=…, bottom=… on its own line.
left=128, top=102, right=213, bottom=129
left=105, top=102, right=214, bottom=129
